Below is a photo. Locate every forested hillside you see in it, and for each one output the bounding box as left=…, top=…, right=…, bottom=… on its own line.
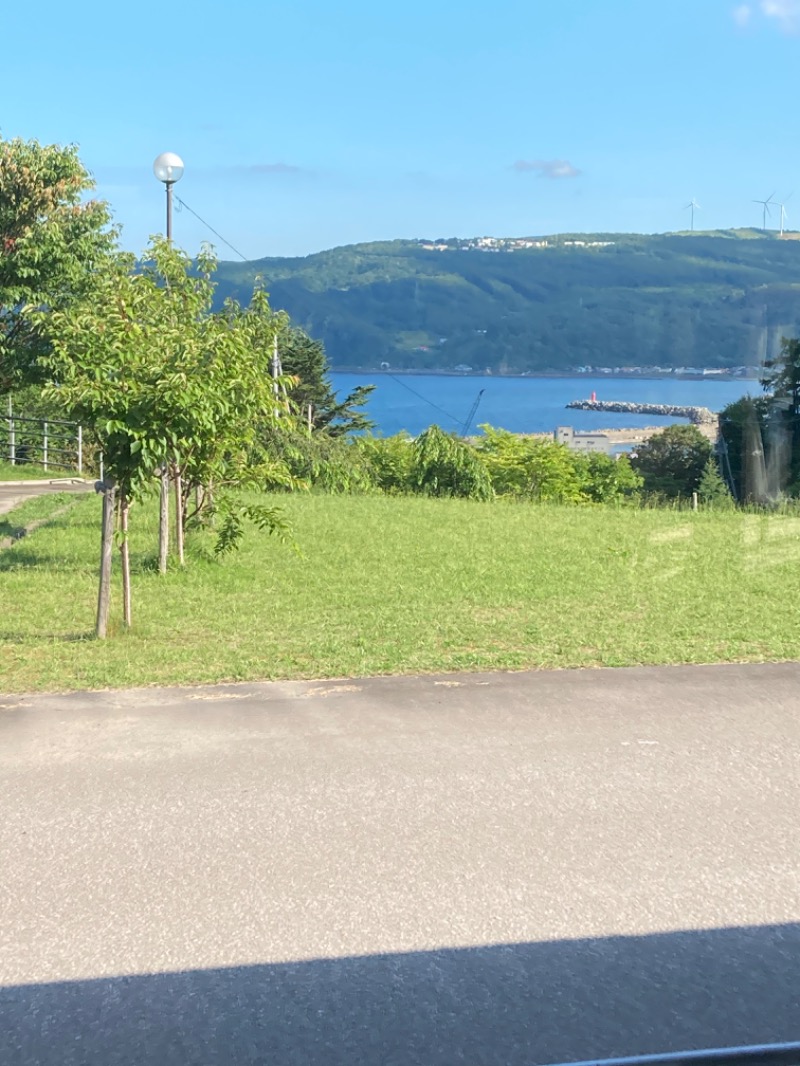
left=214, top=230, right=800, bottom=373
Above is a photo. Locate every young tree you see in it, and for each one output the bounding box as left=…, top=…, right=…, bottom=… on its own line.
left=630, top=424, right=712, bottom=499
left=1, top=136, right=116, bottom=392
left=37, top=240, right=294, bottom=636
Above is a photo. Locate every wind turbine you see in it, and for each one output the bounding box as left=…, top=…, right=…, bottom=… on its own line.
left=685, top=199, right=700, bottom=231
left=753, top=192, right=776, bottom=231
left=774, top=193, right=793, bottom=236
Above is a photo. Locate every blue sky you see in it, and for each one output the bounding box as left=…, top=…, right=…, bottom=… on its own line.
left=7, top=0, right=800, bottom=258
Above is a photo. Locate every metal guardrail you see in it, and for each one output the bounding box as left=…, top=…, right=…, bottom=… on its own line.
left=546, top=1043, right=800, bottom=1066
left=2, top=402, right=85, bottom=475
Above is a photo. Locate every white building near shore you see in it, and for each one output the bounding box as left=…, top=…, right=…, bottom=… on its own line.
left=555, top=426, right=612, bottom=455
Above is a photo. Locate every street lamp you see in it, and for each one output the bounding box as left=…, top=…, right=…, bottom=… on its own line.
left=152, top=151, right=184, bottom=240
left=152, top=151, right=185, bottom=574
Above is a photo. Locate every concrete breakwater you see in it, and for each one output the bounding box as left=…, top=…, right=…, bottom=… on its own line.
left=566, top=400, right=717, bottom=425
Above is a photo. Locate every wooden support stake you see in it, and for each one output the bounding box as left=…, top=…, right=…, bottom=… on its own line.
left=120, top=492, right=131, bottom=628
left=96, top=480, right=116, bottom=639
left=158, top=465, right=169, bottom=574
left=7, top=395, right=15, bottom=465
left=174, top=468, right=185, bottom=566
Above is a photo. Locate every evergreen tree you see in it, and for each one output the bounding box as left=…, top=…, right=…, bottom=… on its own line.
left=718, top=395, right=769, bottom=502
left=697, top=456, right=734, bottom=508
left=279, top=327, right=374, bottom=435
left=760, top=336, right=800, bottom=493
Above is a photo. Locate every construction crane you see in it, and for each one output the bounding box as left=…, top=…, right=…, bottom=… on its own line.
left=461, top=389, right=485, bottom=437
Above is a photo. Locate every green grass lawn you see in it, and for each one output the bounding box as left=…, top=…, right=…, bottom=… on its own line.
left=0, top=460, right=77, bottom=480
left=1, top=491, right=799, bottom=693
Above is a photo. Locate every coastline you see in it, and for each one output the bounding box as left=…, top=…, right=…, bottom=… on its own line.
left=331, top=368, right=759, bottom=384
left=526, top=424, right=718, bottom=444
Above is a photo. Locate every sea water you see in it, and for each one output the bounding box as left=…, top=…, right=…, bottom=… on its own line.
left=330, top=372, right=755, bottom=436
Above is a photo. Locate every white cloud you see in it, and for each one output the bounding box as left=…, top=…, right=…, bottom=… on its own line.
left=513, top=159, right=582, bottom=180
left=732, top=3, right=752, bottom=27
left=249, top=163, right=303, bottom=175
left=760, top=0, right=800, bottom=32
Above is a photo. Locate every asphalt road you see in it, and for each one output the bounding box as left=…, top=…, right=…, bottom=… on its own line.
left=0, top=478, right=92, bottom=518
left=1, top=664, right=799, bottom=1065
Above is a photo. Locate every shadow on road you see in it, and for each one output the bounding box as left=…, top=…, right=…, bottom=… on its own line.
left=3, top=923, right=799, bottom=1065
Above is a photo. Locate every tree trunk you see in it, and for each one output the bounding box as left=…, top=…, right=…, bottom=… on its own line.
left=158, top=465, right=169, bottom=574
left=120, top=491, right=131, bottom=628
left=174, top=468, right=185, bottom=565
left=96, top=480, right=116, bottom=639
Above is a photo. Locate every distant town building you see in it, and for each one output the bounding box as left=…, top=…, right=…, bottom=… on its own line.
left=419, top=236, right=556, bottom=253
left=555, top=426, right=612, bottom=455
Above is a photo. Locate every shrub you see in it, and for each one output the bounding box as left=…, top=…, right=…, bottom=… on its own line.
left=410, top=425, right=493, bottom=500
left=477, top=426, right=585, bottom=502
left=574, top=452, right=643, bottom=503
left=357, top=433, right=415, bottom=494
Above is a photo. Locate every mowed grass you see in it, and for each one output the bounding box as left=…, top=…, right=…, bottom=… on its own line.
left=1, top=491, right=799, bottom=693
left=0, top=460, right=77, bottom=480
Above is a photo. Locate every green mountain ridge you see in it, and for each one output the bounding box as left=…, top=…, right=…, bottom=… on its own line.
left=214, top=229, right=800, bottom=373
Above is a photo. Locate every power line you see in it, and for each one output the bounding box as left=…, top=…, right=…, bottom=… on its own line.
left=385, top=373, right=461, bottom=427
left=170, top=204, right=470, bottom=431
left=174, top=196, right=250, bottom=262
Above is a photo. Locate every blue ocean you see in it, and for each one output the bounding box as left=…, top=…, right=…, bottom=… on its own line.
left=330, top=372, right=756, bottom=437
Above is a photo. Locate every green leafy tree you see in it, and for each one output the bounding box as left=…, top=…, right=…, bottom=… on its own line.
left=1, top=136, right=117, bottom=392
left=411, top=425, right=493, bottom=500
left=630, top=424, right=712, bottom=498
left=42, top=243, right=294, bottom=506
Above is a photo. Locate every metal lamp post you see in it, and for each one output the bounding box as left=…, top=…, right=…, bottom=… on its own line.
left=152, top=152, right=185, bottom=571
left=152, top=151, right=185, bottom=240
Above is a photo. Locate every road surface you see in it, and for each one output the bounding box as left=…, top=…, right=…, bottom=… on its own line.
left=1, top=663, right=799, bottom=1064
left=0, top=478, right=92, bottom=518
